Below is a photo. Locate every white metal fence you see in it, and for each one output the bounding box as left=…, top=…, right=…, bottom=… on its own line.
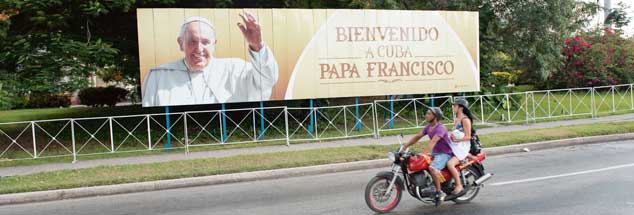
left=0, top=84, right=632, bottom=162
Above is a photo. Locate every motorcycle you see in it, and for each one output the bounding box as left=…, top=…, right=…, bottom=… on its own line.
left=364, top=134, right=493, bottom=213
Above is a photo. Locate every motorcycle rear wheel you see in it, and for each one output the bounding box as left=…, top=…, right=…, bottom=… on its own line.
left=365, top=175, right=402, bottom=213
left=452, top=166, right=482, bottom=204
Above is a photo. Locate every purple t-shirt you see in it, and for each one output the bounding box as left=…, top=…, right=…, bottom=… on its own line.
left=421, top=123, right=453, bottom=155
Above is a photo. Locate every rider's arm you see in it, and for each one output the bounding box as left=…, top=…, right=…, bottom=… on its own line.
left=401, top=133, right=424, bottom=152
left=421, top=135, right=441, bottom=154
left=459, top=118, right=472, bottom=141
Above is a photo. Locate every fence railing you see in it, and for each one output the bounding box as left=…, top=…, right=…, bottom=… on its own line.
left=0, top=83, right=633, bottom=162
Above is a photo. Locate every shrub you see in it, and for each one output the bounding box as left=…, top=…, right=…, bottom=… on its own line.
left=550, top=27, right=634, bottom=88
left=78, top=86, right=129, bottom=107
left=26, top=94, right=71, bottom=108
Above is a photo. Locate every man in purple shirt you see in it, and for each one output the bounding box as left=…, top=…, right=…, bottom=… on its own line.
left=401, top=107, right=452, bottom=206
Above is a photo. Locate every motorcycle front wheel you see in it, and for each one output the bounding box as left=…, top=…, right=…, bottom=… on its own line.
left=365, top=175, right=402, bottom=213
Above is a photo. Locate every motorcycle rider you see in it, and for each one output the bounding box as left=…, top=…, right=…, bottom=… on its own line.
left=401, top=107, right=453, bottom=206
left=447, top=97, right=478, bottom=196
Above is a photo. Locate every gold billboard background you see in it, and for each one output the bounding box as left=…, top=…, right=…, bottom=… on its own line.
left=137, top=8, right=479, bottom=101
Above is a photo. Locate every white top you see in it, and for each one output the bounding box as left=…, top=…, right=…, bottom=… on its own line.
left=450, top=129, right=470, bottom=160
left=142, top=45, right=279, bottom=106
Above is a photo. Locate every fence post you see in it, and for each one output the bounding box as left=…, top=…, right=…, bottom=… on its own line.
left=612, top=86, right=616, bottom=112
left=147, top=115, right=152, bottom=150
left=109, top=117, right=114, bottom=153
left=373, top=102, right=380, bottom=138
left=71, top=119, right=77, bottom=163
left=258, top=102, right=265, bottom=140
left=31, top=121, right=37, bottom=158
left=450, top=96, right=455, bottom=121
left=531, top=92, right=537, bottom=122
left=631, top=84, right=634, bottom=110
left=284, top=107, right=290, bottom=146
left=183, top=113, right=189, bottom=154
left=479, top=96, right=485, bottom=124
left=524, top=92, right=529, bottom=124
left=547, top=91, right=552, bottom=118
left=252, top=109, right=257, bottom=142
left=413, top=98, right=419, bottom=127
left=389, top=95, right=394, bottom=129
left=569, top=89, right=573, bottom=116
left=591, top=88, right=596, bottom=118
left=506, top=94, right=511, bottom=122
left=343, top=106, right=348, bottom=137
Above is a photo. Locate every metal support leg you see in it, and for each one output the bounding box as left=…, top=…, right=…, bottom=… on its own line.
left=308, top=99, right=314, bottom=138
left=165, top=106, right=171, bottom=152
left=355, top=97, right=361, bottom=131
left=221, top=104, right=227, bottom=144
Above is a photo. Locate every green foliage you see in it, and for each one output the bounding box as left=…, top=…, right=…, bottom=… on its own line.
left=0, top=0, right=614, bottom=111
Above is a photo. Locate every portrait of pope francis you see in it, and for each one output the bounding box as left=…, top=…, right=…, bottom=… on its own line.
left=142, top=13, right=279, bottom=107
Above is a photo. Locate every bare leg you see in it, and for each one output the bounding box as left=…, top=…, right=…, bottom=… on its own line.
left=429, top=168, right=442, bottom=192
left=447, top=157, right=463, bottom=194
left=466, top=154, right=478, bottom=161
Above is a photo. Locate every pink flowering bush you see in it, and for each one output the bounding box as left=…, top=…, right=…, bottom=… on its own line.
left=550, top=27, right=634, bottom=88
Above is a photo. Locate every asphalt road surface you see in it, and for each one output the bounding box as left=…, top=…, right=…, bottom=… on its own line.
left=2, top=140, right=634, bottom=215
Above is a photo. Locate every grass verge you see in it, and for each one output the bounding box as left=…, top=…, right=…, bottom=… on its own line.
left=1, top=121, right=633, bottom=194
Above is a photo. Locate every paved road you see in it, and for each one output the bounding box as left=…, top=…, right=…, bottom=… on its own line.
left=2, top=140, right=634, bottom=215
left=3, top=113, right=634, bottom=176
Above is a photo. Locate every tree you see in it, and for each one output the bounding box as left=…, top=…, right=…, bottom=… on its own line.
left=0, top=0, right=175, bottom=109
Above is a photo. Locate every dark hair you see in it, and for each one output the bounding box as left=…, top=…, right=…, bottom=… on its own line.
left=457, top=104, right=476, bottom=135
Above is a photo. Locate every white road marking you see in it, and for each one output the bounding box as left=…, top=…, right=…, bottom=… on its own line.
left=491, top=162, right=634, bottom=186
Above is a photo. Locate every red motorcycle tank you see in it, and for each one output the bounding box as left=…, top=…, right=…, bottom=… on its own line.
left=407, top=154, right=432, bottom=172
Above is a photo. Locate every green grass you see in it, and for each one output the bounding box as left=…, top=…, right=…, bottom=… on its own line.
left=0, top=121, right=633, bottom=195
left=0, top=105, right=162, bottom=123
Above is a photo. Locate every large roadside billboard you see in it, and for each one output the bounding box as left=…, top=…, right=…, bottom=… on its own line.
left=137, top=8, right=479, bottom=107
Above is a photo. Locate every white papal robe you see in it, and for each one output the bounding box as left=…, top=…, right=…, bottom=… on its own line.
left=142, top=46, right=278, bottom=106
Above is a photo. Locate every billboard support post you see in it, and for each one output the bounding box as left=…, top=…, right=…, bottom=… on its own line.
left=355, top=97, right=361, bottom=131
left=164, top=106, right=171, bottom=152
left=259, top=101, right=265, bottom=140
left=221, top=104, right=227, bottom=144
left=389, top=96, right=394, bottom=129
left=308, top=99, right=314, bottom=138
left=431, top=94, right=435, bottom=107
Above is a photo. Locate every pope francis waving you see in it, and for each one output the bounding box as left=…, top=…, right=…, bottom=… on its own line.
left=142, top=12, right=279, bottom=107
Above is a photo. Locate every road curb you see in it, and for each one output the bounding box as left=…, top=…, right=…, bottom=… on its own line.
left=1, top=132, right=633, bottom=205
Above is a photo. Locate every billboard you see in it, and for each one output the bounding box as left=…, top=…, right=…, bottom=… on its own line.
left=137, top=8, right=479, bottom=107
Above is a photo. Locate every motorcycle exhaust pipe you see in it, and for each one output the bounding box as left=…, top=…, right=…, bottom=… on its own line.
left=474, top=173, right=494, bottom=185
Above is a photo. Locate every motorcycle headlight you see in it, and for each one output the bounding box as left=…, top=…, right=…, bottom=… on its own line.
left=387, top=152, right=396, bottom=162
